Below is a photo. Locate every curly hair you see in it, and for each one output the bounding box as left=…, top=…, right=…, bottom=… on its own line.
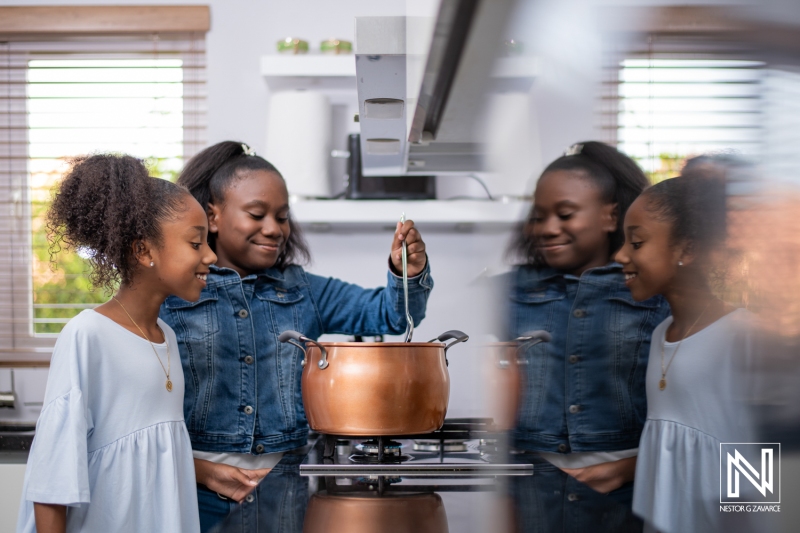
left=640, top=158, right=729, bottom=256
left=508, top=141, right=650, bottom=266
left=46, top=154, right=190, bottom=292
left=177, top=141, right=310, bottom=270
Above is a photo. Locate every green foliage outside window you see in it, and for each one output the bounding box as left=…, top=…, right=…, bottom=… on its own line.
left=32, top=159, right=179, bottom=334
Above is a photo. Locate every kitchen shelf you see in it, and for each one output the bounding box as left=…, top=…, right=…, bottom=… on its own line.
left=261, top=55, right=357, bottom=91
left=289, top=199, right=528, bottom=232
left=260, top=55, right=356, bottom=77
left=260, top=56, right=533, bottom=80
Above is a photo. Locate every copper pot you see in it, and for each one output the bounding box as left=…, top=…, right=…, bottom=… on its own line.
left=279, top=330, right=469, bottom=436
left=486, top=331, right=551, bottom=431
left=303, top=492, right=448, bottom=533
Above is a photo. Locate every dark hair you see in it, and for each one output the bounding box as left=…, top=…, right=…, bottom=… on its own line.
left=641, top=155, right=730, bottom=261
left=47, top=154, right=190, bottom=292
left=509, top=141, right=650, bottom=266
left=177, top=141, right=310, bottom=270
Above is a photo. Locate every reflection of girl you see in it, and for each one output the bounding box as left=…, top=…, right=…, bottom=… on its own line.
left=18, top=155, right=216, bottom=532
left=617, top=160, right=754, bottom=532
left=506, top=142, right=669, bottom=498
left=158, top=141, right=433, bottom=532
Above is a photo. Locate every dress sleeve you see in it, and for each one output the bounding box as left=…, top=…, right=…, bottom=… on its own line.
left=24, top=387, right=92, bottom=506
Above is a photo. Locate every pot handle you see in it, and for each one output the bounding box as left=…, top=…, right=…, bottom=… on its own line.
left=428, top=330, right=470, bottom=355
left=510, top=330, right=552, bottom=366
left=278, top=330, right=329, bottom=370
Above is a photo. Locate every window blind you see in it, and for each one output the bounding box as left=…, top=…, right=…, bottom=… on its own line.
left=600, top=33, right=764, bottom=179
left=0, top=32, right=206, bottom=357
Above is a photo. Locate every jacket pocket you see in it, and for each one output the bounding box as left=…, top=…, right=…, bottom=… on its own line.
left=163, top=291, right=221, bottom=432
left=606, top=292, right=661, bottom=429
left=254, top=287, right=307, bottom=432
left=509, top=288, right=565, bottom=431
left=164, top=292, right=220, bottom=341
left=511, top=286, right=566, bottom=305
left=255, top=287, right=305, bottom=306
left=607, top=292, right=661, bottom=340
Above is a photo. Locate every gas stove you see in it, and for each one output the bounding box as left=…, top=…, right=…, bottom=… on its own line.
left=300, top=418, right=533, bottom=477
left=209, top=419, right=644, bottom=533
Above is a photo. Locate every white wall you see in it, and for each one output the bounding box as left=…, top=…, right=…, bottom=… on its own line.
left=0, top=0, right=407, bottom=149
left=0, top=0, right=510, bottom=419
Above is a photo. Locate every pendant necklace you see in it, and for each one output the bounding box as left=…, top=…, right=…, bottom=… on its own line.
left=660, top=301, right=712, bottom=391
left=113, top=297, right=172, bottom=392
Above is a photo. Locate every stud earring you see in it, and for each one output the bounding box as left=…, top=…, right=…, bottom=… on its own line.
left=150, top=261, right=154, bottom=267
left=678, top=261, right=683, bottom=266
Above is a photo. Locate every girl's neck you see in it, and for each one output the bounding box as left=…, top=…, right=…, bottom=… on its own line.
left=663, top=283, right=729, bottom=342
left=95, top=283, right=166, bottom=341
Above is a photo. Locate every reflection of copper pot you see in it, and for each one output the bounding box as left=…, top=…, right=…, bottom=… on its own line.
left=303, top=493, right=449, bottom=533
left=486, top=331, right=551, bottom=430
left=279, top=330, right=469, bottom=436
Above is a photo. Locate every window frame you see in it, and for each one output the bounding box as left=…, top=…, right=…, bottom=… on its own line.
left=0, top=6, right=208, bottom=364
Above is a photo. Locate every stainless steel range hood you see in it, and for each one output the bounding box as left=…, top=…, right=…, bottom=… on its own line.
left=354, top=0, right=523, bottom=177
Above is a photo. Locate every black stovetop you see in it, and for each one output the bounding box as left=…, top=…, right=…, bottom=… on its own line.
left=209, top=419, right=644, bottom=533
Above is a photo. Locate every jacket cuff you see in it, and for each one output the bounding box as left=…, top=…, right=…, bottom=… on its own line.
left=387, top=254, right=433, bottom=291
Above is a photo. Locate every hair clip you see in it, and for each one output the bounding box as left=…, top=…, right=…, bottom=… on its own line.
left=241, top=143, right=256, bottom=156
left=564, top=143, right=583, bottom=156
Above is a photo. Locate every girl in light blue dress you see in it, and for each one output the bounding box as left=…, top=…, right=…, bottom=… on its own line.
left=17, top=155, right=219, bottom=532
left=615, top=158, right=758, bottom=532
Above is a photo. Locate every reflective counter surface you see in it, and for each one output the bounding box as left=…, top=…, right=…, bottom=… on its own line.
left=209, top=436, right=643, bottom=533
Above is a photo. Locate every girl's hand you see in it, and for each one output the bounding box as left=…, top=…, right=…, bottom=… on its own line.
left=194, top=458, right=263, bottom=503
left=559, top=456, right=636, bottom=494
left=390, top=219, right=427, bottom=277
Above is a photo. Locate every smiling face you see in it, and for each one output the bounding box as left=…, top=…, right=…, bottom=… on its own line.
left=528, top=170, right=618, bottom=276
left=151, top=195, right=217, bottom=301
left=208, top=169, right=290, bottom=277
left=614, top=196, right=685, bottom=301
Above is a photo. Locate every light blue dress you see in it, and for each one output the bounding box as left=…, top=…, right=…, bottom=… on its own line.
left=633, top=309, right=757, bottom=533
left=16, top=310, right=200, bottom=533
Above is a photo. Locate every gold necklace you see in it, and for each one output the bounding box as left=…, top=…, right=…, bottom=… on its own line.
left=113, top=297, right=172, bottom=392
left=659, top=301, right=712, bottom=391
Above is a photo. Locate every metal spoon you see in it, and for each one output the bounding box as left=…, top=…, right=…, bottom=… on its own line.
left=400, top=213, right=414, bottom=342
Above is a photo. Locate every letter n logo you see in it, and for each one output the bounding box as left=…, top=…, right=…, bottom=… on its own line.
left=720, top=443, right=780, bottom=504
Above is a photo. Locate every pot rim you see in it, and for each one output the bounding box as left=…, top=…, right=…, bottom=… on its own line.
left=307, top=342, right=446, bottom=348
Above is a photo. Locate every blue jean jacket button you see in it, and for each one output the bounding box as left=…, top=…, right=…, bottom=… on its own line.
left=244, top=405, right=254, bottom=415
left=569, top=404, right=580, bottom=414
left=255, top=444, right=264, bottom=453
left=238, top=309, right=249, bottom=318
left=572, top=309, right=585, bottom=318
left=557, top=443, right=569, bottom=452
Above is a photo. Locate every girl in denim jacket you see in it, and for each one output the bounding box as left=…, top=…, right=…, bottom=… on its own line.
left=506, top=142, right=669, bottom=526
left=158, top=141, right=432, bottom=531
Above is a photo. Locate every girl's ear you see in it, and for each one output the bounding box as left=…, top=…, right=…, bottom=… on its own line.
left=676, top=241, right=696, bottom=267
left=207, top=202, right=221, bottom=234
left=602, top=202, right=619, bottom=233
left=132, top=239, right=155, bottom=268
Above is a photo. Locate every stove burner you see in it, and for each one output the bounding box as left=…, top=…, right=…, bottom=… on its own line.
left=356, top=439, right=403, bottom=456
left=348, top=452, right=413, bottom=464
left=412, top=439, right=468, bottom=453
left=349, top=439, right=413, bottom=463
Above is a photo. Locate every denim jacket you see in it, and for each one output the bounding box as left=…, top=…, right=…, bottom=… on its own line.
left=507, top=263, right=669, bottom=453
left=159, top=262, right=433, bottom=454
